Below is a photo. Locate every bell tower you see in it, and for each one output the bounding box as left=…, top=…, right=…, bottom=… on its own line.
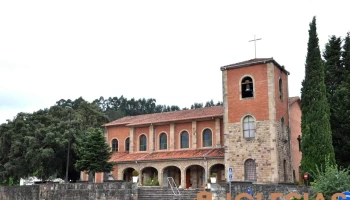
left=221, top=58, right=292, bottom=183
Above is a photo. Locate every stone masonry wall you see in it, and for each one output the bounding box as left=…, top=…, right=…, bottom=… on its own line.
left=225, top=120, right=277, bottom=183
left=0, top=182, right=136, bottom=200
left=227, top=181, right=310, bottom=200
left=275, top=120, right=293, bottom=183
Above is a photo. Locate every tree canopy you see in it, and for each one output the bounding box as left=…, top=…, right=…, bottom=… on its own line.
left=0, top=95, right=222, bottom=185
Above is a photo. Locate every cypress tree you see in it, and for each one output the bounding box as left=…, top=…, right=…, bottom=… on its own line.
left=323, top=36, right=344, bottom=166
left=300, top=17, right=335, bottom=175
left=332, top=32, right=350, bottom=167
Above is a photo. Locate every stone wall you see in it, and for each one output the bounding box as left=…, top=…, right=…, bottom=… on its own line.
left=227, top=181, right=310, bottom=200
left=0, top=182, right=136, bottom=200
left=224, top=120, right=276, bottom=183
left=275, top=120, right=293, bottom=183
left=0, top=185, right=40, bottom=200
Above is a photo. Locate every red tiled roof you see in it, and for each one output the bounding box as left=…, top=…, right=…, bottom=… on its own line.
left=103, top=106, right=223, bottom=127
left=289, top=96, right=300, bottom=105
left=220, top=58, right=290, bottom=75
left=109, top=148, right=224, bottom=163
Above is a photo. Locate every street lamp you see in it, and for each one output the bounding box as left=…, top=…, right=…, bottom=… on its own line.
left=65, top=106, right=73, bottom=183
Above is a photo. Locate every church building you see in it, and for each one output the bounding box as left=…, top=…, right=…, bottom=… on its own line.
left=81, top=58, right=302, bottom=187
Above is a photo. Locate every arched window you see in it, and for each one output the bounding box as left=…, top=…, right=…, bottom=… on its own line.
left=202, top=129, right=212, bottom=147
left=111, top=139, right=118, bottom=152
left=139, top=135, right=147, bottom=151
left=244, top=159, right=256, bottom=181
left=241, top=76, right=254, bottom=98
left=180, top=131, right=189, bottom=148
left=125, top=137, right=130, bottom=152
left=159, top=133, right=167, bottom=150
left=279, top=78, right=283, bottom=100
left=243, top=115, right=255, bottom=139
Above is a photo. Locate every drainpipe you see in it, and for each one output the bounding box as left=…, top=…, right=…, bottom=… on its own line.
left=202, top=148, right=215, bottom=184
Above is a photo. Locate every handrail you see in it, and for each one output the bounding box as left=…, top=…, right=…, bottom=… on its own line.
left=167, top=177, right=180, bottom=197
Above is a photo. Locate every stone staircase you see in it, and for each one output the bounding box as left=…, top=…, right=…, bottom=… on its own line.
left=138, top=187, right=204, bottom=200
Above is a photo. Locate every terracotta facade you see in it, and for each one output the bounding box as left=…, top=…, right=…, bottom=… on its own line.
left=81, top=58, right=302, bottom=187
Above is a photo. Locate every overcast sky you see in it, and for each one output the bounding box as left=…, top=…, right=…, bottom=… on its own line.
left=0, top=0, right=349, bottom=123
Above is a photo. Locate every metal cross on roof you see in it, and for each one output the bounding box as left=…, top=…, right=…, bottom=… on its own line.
left=249, top=35, right=262, bottom=58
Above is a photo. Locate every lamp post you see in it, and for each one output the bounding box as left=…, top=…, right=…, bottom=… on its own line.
left=65, top=106, right=73, bottom=183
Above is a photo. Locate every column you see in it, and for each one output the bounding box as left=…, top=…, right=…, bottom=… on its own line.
left=149, top=125, right=154, bottom=151
left=129, top=127, right=135, bottom=153
left=192, top=121, right=197, bottom=149
left=215, top=118, right=221, bottom=147
left=170, top=123, right=175, bottom=150
left=181, top=167, right=186, bottom=188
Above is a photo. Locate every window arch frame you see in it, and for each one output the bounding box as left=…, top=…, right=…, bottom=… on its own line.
left=139, top=134, right=147, bottom=151
left=159, top=132, right=168, bottom=150
left=202, top=128, right=213, bottom=147
left=125, top=137, right=130, bottom=152
left=244, top=159, right=257, bottom=181
left=111, top=138, right=119, bottom=152
left=240, top=75, right=255, bottom=99
left=180, top=130, right=190, bottom=149
left=242, top=115, right=256, bottom=139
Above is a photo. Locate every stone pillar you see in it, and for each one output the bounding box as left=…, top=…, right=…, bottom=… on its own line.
left=181, top=167, right=186, bottom=188
left=215, top=118, right=221, bottom=147
left=129, top=127, right=135, bottom=153
left=104, top=127, right=108, bottom=143
left=192, top=121, right=197, bottom=149
left=170, top=123, right=175, bottom=150
left=149, top=125, right=154, bottom=151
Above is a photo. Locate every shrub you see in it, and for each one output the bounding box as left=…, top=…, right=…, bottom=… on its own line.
left=132, top=170, right=139, bottom=176
left=207, top=178, right=211, bottom=183
left=144, top=175, right=159, bottom=186
left=211, top=173, right=217, bottom=178
left=310, top=155, right=350, bottom=199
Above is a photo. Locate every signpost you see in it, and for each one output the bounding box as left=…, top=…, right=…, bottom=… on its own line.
left=228, top=167, right=233, bottom=196
left=247, top=187, right=252, bottom=195
left=338, top=191, right=350, bottom=200
left=304, top=172, right=309, bottom=186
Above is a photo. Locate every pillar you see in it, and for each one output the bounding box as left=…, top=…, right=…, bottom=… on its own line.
left=149, top=125, right=154, bottom=151
left=215, top=118, right=221, bottom=147
left=129, top=127, right=135, bottom=153
left=170, top=123, right=175, bottom=150
left=192, top=121, right=197, bottom=149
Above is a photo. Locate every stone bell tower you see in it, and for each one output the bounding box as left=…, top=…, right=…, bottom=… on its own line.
left=221, top=58, right=293, bottom=183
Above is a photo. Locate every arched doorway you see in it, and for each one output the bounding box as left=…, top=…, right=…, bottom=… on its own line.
left=123, top=168, right=135, bottom=182
left=141, top=167, right=158, bottom=185
left=162, top=166, right=181, bottom=187
left=185, top=165, right=205, bottom=188
left=209, top=164, right=225, bottom=183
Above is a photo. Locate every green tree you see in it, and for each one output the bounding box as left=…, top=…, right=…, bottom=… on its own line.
left=310, top=156, right=350, bottom=199
left=300, top=17, right=336, bottom=176
left=323, top=35, right=345, bottom=167
left=332, top=32, right=350, bottom=167
left=74, top=128, right=113, bottom=182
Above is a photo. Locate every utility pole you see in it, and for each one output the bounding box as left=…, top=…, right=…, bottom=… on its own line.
left=249, top=35, right=262, bottom=58
left=65, top=106, right=73, bottom=183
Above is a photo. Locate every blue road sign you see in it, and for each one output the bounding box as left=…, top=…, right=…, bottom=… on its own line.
left=229, top=168, right=233, bottom=173
left=247, top=187, right=252, bottom=195
left=338, top=191, right=350, bottom=200
left=229, top=174, right=233, bottom=181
